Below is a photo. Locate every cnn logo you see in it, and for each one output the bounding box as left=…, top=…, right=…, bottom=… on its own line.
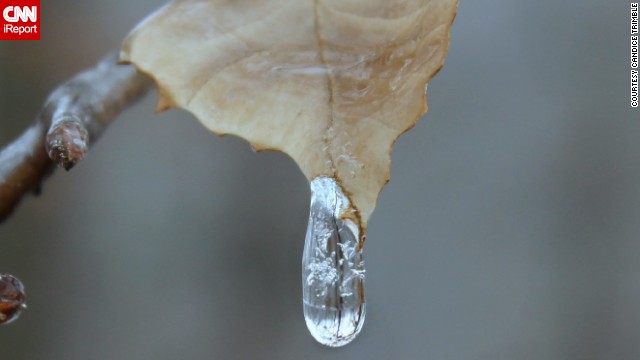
left=3, top=6, right=37, bottom=22
left=1, top=0, right=40, bottom=40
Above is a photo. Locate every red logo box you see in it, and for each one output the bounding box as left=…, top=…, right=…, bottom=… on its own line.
left=0, top=0, right=40, bottom=40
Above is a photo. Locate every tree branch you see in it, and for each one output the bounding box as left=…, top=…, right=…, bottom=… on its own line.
left=0, top=53, right=152, bottom=223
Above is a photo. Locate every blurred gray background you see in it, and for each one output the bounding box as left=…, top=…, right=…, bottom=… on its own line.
left=0, top=0, right=637, bottom=359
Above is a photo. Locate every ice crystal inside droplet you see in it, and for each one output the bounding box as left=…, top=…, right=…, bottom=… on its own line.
left=302, top=177, right=366, bottom=347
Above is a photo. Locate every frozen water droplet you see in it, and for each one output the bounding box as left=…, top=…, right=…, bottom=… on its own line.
left=302, top=177, right=366, bottom=347
left=0, top=274, right=26, bottom=325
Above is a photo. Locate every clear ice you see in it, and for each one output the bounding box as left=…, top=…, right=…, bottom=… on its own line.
left=302, top=177, right=366, bottom=347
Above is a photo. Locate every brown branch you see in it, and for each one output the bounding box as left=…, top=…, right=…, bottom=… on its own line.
left=0, top=53, right=152, bottom=223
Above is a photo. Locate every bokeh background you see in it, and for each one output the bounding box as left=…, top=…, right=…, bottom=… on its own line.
left=0, top=0, right=637, bottom=359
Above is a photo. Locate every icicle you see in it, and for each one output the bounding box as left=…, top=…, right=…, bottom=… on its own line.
left=302, top=177, right=366, bottom=347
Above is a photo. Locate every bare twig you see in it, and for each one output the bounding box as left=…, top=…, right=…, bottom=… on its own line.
left=0, top=53, right=151, bottom=223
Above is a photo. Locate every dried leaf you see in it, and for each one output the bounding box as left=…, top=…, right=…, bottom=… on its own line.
left=121, top=0, right=458, bottom=230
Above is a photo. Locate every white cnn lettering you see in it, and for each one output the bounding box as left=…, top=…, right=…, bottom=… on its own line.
left=3, top=6, right=38, bottom=23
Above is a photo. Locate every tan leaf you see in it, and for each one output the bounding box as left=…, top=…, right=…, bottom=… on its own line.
left=121, top=0, right=458, bottom=234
